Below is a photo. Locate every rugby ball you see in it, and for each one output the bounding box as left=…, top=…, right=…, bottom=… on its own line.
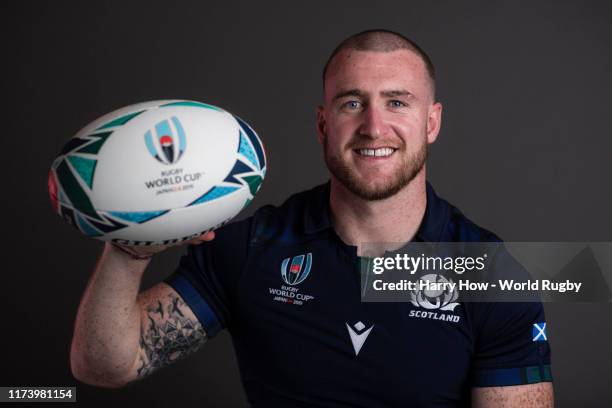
left=48, top=100, right=266, bottom=246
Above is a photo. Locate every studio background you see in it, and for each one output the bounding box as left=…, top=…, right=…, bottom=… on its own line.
left=3, top=0, right=611, bottom=406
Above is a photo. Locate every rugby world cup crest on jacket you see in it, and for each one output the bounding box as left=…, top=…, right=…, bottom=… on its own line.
left=270, top=253, right=315, bottom=306
left=144, top=116, right=186, bottom=165
left=281, top=253, right=312, bottom=286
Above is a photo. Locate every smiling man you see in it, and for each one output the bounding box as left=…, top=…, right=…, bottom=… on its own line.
left=71, top=30, right=554, bottom=407
left=320, top=34, right=435, bottom=203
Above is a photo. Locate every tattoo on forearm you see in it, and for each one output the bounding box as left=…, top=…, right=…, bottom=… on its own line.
left=136, top=293, right=206, bottom=378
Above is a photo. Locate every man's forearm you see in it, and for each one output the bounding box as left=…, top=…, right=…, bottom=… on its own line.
left=70, top=243, right=150, bottom=387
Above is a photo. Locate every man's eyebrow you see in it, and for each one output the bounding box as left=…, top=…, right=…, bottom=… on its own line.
left=332, top=89, right=365, bottom=102
left=381, top=89, right=415, bottom=98
left=332, top=89, right=415, bottom=102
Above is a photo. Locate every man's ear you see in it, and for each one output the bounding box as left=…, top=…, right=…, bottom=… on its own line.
left=426, top=102, right=442, bottom=144
left=316, top=105, right=326, bottom=145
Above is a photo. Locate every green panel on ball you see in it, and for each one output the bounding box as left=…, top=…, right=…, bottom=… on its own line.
left=67, top=156, right=97, bottom=189
left=75, top=132, right=113, bottom=155
left=242, top=175, right=263, bottom=196
left=56, top=160, right=101, bottom=220
left=76, top=213, right=102, bottom=237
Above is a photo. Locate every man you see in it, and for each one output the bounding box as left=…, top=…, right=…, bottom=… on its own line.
left=70, top=30, right=554, bottom=407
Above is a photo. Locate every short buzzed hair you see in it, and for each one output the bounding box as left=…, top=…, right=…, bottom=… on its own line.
left=322, top=29, right=436, bottom=96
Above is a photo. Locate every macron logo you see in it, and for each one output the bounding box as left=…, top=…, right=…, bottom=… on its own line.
left=346, top=321, right=374, bottom=356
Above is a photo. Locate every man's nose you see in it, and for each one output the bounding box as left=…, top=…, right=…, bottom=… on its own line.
left=358, top=105, right=389, bottom=139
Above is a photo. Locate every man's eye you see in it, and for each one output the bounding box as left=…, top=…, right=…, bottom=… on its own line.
left=343, top=101, right=362, bottom=110
left=389, top=100, right=406, bottom=108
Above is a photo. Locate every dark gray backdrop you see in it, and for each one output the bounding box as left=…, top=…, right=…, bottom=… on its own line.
left=3, top=0, right=611, bottom=406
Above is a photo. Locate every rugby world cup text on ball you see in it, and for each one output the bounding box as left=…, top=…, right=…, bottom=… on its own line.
left=144, top=168, right=205, bottom=196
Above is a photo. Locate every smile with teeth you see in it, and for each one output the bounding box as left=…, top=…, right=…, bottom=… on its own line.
left=355, top=147, right=396, bottom=157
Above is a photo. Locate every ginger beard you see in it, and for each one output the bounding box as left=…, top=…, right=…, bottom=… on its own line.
left=323, top=131, right=429, bottom=201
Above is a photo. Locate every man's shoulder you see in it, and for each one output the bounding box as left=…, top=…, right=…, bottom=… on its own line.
left=429, top=184, right=502, bottom=243
left=445, top=205, right=501, bottom=242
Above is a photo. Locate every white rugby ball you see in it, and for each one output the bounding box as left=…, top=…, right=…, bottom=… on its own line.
left=48, top=100, right=266, bottom=246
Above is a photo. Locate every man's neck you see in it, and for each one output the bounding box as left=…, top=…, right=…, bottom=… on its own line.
left=329, top=171, right=427, bottom=257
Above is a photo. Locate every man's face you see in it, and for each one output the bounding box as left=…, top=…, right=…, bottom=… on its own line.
left=317, top=49, right=442, bottom=200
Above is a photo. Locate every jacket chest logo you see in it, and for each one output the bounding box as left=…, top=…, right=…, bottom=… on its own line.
left=281, top=253, right=312, bottom=285
left=268, top=253, right=315, bottom=306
